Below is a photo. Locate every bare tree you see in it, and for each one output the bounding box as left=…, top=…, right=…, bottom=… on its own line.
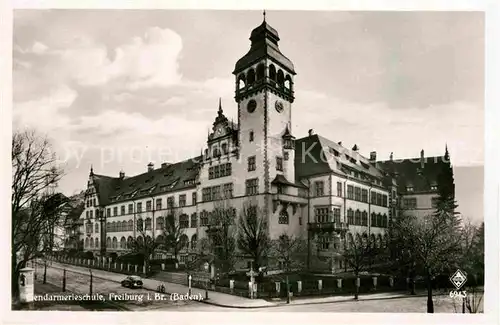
left=269, top=233, right=307, bottom=302
left=11, top=130, right=66, bottom=300
left=206, top=199, right=237, bottom=274
left=237, top=201, right=270, bottom=271
left=128, top=229, right=160, bottom=273
left=342, top=232, right=376, bottom=299
left=159, top=206, right=187, bottom=263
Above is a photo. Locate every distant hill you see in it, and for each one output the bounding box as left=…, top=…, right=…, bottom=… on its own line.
left=454, top=165, right=484, bottom=224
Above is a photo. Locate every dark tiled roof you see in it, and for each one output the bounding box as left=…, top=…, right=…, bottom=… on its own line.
left=376, top=156, right=450, bottom=194
left=294, top=134, right=385, bottom=180
left=271, top=174, right=306, bottom=188
left=234, top=21, right=295, bottom=75
left=93, top=156, right=202, bottom=206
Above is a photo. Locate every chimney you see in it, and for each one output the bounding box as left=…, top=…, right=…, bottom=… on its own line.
left=308, top=129, right=314, bottom=137
left=338, top=141, right=342, bottom=146
left=370, top=151, right=377, bottom=161
left=390, top=152, right=394, bottom=161
left=352, top=144, right=359, bottom=151
left=420, top=149, right=425, bottom=169
left=147, top=162, right=154, bottom=172
left=119, top=170, right=125, bottom=179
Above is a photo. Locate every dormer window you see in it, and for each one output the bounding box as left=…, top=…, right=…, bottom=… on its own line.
left=406, top=186, right=414, bottom=192
left=430, top=185, right=438, bottom=191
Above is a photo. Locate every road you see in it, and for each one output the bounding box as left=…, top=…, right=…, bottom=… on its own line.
left=36, top=263, right=208, bottom=311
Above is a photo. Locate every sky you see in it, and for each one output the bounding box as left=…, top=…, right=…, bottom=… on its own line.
left=12, top=10, right=484, bottom=222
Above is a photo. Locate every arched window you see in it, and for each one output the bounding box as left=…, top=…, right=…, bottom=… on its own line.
left=116, top=221, right=121, bottom=232
left=382, top=214, right=388, bottom=228
left=120, top=237, right=126, bottom=249
left=190, top=213, right=197, bottom=228
left=354, top=210, right=361, bottom=225
left=284, top=75, right=292, bottom=91
left=145, top=218, right=152, bottom=230
left=127, top=236, right=134, bottom=248
left=180, top=214, right=189, bottom=228
left=269, top=64, right=276, bottom=81
left=371, top=213, right=376, bottom=227
left=106, top=237, right=111, bottom=248
left=85, top=238, right=89, bottom=248
left=128, top=220, right=133, bottom=231
left=221, top=143, right=228, bottom=155
left=112, top=237, right=118, bottom=249
left=347, top=209, right=354, bottom=224
left=111, top=221, right=116, bottom=232
left=191, top=234, right=198, bottom=251
left=213, top=146, right=220, bottom=157
left=246, top=68, right=255, bottom=85
left=279, top=210, right=289, bottom=224
left=95, top=238, right=99, bottom=248
left=238, top=74, right=246, bottom=90
left=156, top=217, right=164, bottom=230
left=256, top=63, right=265, bottom=80
left=361, top=211, right=368, bottom=226
left=90, top=238, right=94, bottom=248
left=277, top=69, right=285, bottom=86
left=95, top=223, right=99, bottom=233
left=106, top=222, right=111, bottom=232
left=377, top=214, right=382, bottom=228
left=122, top=221, right=127, bottom=232
left=180, top=234, right=189, bottom=250
left=137, top=218, right=143, bottom=231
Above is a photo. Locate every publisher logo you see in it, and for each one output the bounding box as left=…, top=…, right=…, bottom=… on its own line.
left=450, top=269, right=467, bottom=290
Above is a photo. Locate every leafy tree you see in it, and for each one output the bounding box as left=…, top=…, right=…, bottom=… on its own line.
left=11, top=130, right=65, bottom=301
left=237, top=201, right=270, bottom=271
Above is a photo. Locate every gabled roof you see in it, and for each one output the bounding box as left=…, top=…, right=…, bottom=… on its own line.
left=92, top=156, right=202, bottom=206
left=271, top=174, right=307, bottom=188
left=294, top=134, right=385, bottom=180
left=376, top=156, right=450, bottom=194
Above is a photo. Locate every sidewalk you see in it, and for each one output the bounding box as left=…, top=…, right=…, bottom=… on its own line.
left=51, top=261, right=275, bottom=308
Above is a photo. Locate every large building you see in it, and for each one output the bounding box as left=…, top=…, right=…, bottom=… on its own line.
left=78, top=16, right=454, bottom=272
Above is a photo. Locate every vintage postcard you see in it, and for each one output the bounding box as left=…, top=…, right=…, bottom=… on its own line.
left=5, top=2, right=498, bottom=325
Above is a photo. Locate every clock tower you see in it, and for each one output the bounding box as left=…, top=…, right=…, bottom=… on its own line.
left=233, top=14, right=298, bottom=230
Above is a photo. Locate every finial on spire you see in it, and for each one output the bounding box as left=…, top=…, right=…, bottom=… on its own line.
left=218, top=97, right=222, bottom=113
left=90, top=164, right=94, bottom=176
left=263, top=9, right=266, bottom=22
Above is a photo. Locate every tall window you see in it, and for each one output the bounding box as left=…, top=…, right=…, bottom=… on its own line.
left=202, top=188, right=211, bottom=202
left=315, top=207, right=329, bottom=223
left=249, top=130, right=254, bottom=142
left=211, top=186, right=221, bottom=200
left=354, top=187, right=361, bottom=201
left=248, top=156, right=256, bottom=171
left=371, top=213, right=377, bottom=227
left=223, top=183, right=233, bottom=199
left=137, top=202, right=142, bottom=213
left=180, top=214, right=189, bottom=228
left=190, top=213, right=197, bottom=228
left=315, top=181, right=324, bottom=196
left=382, top=194, right=388, bottom=207
left=362, top=189, right=368, bottom=203
left=347, top=209, right=354, bottom=224
left=146, top=200, right=152, bottom=211
left=128, top=204, right=133, bottom=214
left=90, top=210, right=93, bottom=218
left=113, top=207, right=118, bottom=216
left=319, top=234, right=330, bottom=250
left=192, top=192, right=197, bottom=205
left=371, top=191, right=377, bottom=204
left=354, top=210, right=361, bottom=225
left=179, top=194, right=186, bottom=207
left=337, top=182, right=342, bottom=197
left=276, top=157, right=283, bottom=171
left=200, top=211, right=209, bottom=226
left=245, top=178, right=259, bottom=195
left=156, top=198, right=162, bottom=210
left=333, top=208, right=341, bottom=223
left=145, top=218, right=152, bottom=230
left=347, top=185, right=354, bottom=199
left=214, top=165, right=220, bottom=178
left=107, top=208, right=111, bottom=217
left=221, top=143, right=228, bottom=155
left=167, top=197, right=174, bottom=208
left=362, top=211, right=368, bottom=226
left=377, top=193, right=382, bottom=206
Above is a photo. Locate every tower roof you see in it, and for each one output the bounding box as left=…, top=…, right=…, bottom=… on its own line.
left=233, top=17, right=295, bottom=75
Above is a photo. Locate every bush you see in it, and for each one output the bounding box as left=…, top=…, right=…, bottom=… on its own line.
left=117, top=253, right=144, bottom=265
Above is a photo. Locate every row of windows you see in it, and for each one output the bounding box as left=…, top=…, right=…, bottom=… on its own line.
left=208, top=163, right=232, bottom=180
left=313, top=181, right=388, bottom=207
left=103, top=193, right=197, bottom=217
left=313, top=208, right=388, bottom=228
left=83, top=234, right=198, bottom=250
left=318, top=232, right=388, bottom=250
left=198, top=209, right=237, bottom=227
left=202, top=183, right=234, bottom=202
left=86, top=197, right=97, bottom=208
left=85, top=214, right=199, bottom=234
left=403, top=197, right=439, bottom=209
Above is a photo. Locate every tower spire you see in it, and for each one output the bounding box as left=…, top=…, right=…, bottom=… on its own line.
left=263, top=9, right=266, bottom=22
left=218, top=97, right=222, bottom=114
left=90, top=164, right=94, bottom=176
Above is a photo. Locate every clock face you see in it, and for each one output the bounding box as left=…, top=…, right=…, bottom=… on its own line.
left=275, top=100, right=284, bottom=113
left=216, top=127, right=223, bottom=136
left=247, top=99, right=257, bottom=113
